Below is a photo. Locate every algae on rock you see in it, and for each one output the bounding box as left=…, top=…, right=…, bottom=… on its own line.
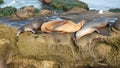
left=42, top=0, right=89, bottom=11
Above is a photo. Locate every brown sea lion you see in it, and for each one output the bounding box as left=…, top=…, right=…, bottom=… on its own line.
left=41, top=20, right=85, bottom=33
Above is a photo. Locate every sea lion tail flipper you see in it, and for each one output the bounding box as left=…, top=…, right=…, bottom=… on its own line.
left=95, top=27, right=111, bottom=36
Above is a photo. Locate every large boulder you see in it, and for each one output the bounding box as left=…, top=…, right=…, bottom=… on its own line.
left=11, top=6, right=36, bottom=20
left=60, top=7, right=87, bottom=15
left=38, top=9, right=53, bottom=15
left=41, top=0, right=89, bottom=11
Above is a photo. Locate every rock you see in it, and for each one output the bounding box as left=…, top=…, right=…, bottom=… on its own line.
left=0, top=39, right=10, bottom=68
left=11, top=7, right=36, bottom=20
left=39, top=9, right=53, bottom=15
left=16, top=9, right=34, bottom=19
left=42, top=0, right=89, bottom=11
left=109, top=8, right=120, bottom=13
left=39, top=0, right=51, bottom=5
left=40, top=60, right=59, bottom=68
left=11, top=6, right=37, bottom=20
left=59, top=11, right=120, bottom=22
left=16, top=33, right=78, bottom=63
left=60, top=7, right=87, bottom=15
left=23, top=6, right=36, bottom=12
left=0, top=11, right=120, bottom=68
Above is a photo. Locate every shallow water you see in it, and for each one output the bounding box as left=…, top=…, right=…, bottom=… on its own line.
left=80, top=0, right=120, bottom=11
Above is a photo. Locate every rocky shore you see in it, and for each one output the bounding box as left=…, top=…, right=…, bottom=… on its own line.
left=0, top=0, right=120, bottom=68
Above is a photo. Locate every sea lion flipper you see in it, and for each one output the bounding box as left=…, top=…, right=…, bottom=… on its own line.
left=31, top=29, right=36, bottom=33
left=53, top=20, right=68, bottom=29
left=16, top=31, right=21, bottom=36
left=95, top=27, right=111, bottom=36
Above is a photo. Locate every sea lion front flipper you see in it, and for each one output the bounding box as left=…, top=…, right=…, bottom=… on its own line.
left=53, top=20, right=68, bottom=29
left=95, top=27, right=111, bottom=36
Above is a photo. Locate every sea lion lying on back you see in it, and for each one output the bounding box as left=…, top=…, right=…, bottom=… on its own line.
left=41, top=20, right=85, bottom=33
left=75, top=17, right=118, bottom=40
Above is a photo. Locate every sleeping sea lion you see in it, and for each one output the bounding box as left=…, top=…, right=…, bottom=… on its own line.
left=75, top=17, right=118, bottom=40
left=54, top=20, right=85, bottom=33
left=41, top=20, right=85, bottom=33
left=16, top=21, right=44, bottom=36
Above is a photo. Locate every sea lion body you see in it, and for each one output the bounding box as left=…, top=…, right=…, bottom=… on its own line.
left=54, top=20, right=85, bottom=33
left=41, top=20, right=68, bottom=33
left=41, top=20, right=85, bottom=33
left=16, top=22, right=43, bottom=36
left=75, top=18, right=118, bottom=40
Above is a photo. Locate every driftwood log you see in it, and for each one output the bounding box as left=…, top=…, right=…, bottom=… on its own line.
left=0, top=11, right=120, bottom=68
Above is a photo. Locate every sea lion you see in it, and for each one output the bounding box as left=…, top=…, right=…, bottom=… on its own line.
left=54, top=20, right=85, bottom=33
left=41, top=20, right=85, bottom=33
left=75, top=17, right=118, bottom=40
left=16, top=21, right=44, bottom=36
left=41, top=20, right=68, bottom=33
